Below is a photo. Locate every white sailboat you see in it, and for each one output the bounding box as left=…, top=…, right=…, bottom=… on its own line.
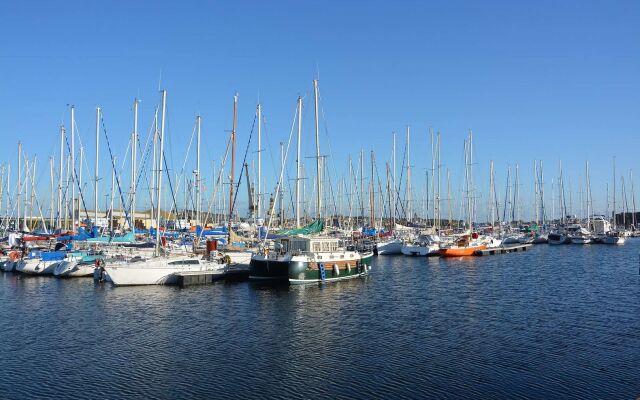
left=101, top=90, right=228, bottom=286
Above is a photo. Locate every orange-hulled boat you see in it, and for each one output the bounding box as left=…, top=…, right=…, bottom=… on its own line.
left=439, top=234, right=486, bottom=257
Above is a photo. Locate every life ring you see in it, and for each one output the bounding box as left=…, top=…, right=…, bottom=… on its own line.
left=8, top=251, right=20, bottom=261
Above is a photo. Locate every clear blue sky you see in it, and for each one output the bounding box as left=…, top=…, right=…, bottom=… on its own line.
left=1, top=0, right=639, bottom=220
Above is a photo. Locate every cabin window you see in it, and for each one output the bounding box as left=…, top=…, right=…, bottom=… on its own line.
left=318, top=255, right=323, bottom=260
left=312, top=243, right=321, bottom=252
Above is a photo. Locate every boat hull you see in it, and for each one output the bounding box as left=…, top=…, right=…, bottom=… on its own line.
left=439, top=245, right=487, bottom=257
left=249, top=257, right=291, bottom=281
left=288, top=252, right=373, bottom=284
left=376, top=240, right=403, bottom=255
left=16, top=259, right=61, bottom=275
left=54, top=261, right=96, bottom=277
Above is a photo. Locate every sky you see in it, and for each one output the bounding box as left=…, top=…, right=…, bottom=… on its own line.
left=1, top=0, right=639, bottom=221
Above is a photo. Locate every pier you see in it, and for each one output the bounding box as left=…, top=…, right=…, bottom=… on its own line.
left=474, top=244, right=532, bottom=256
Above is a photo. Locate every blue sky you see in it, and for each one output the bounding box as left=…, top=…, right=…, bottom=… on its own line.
left=1, top=0, right=639, bottom=220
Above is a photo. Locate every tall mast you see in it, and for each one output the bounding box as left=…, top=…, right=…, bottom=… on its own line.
left=631, top=170, right=637, bottom=228
left=392, top=131, right=396, bottom=226
left=406, top=126, right=411, bottom=223
left=360, top=149, right=364, bottom=224
left=229, top=94, right=237, bottom=224
left=489, top=160, right=495, bottom=229
left=296, top=97, right=302, bottom=228
left=78, top=146, right=83, bottom=227
left=430, top=128, right=435, bottom=227
left=468, top=130, right=474, bottom=229
left=313, top=79, right=321, bottom=220
left=586, top=161, right=591, bottom=230
left=131, top=99, right=138, bottom=233
left=612, top=157, right=616, bottom=229
left=257, top=103, right=262, bottom=221
left=370, top=151, right=375, bottom=227
left=17, top=141, right=22, bottom=231
left=436, top=131, right=441, bottom=230
left=57, top=128, right=64, bottom=230
left=447, top=169, right=452, bottom=228
left=49, top=157, right=54, bottom=229
left=196, top=114, right=201, bottom=226
left=110, top=156, right=116, bottom=233
left=71, top=105, right=75, bottom=230
left=155, top=90, right=167, bottom=255
left=534, top=161, right=539, bottom=225
left=539, top=161, right=546, bottom=225
left=95, top=107, right=100, bottom=230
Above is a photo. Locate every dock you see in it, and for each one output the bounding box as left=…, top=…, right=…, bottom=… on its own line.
left=474, top=244, right=532, bottom=256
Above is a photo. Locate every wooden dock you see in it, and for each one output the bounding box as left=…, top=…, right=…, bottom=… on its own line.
left=474, top=244, right=532, bottom=256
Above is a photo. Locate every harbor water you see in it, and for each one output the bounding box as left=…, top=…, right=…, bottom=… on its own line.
left=1, top=242, right=639, bottom=399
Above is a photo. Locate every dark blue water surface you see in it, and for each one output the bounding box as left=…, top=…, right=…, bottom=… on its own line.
left=1, top=241, right=639, bottom=399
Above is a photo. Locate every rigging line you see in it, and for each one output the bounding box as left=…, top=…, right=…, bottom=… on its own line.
left=196, top=133, right=232, bottom=243
left=101, top=116, right=132, bottom=231
left=229, top=113, right=257, bottom=224
left=61, top=134, right=91, bottom=224
left=263, top=105, right=301, bottom=242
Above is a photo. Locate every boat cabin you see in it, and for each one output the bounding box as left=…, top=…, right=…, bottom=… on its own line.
left=279, top=236, right=340, bottom=254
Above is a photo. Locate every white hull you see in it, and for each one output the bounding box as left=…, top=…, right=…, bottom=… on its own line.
left=54, top=260, right=96, bottom=277
left=376, top=239, right=403, bottom=255
left=104, top=257, right=226, bottom=286
left=597, top=235, right=625, bottom=245
left=16, top=259, right=61, bottom=275
left=401, top=243, right=440, bottom=256
left=569, top=236, right=591, bottom=244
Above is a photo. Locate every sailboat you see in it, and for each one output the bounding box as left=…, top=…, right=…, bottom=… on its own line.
left=250, top=80, right=373, bottom=283
left=439, top=130, right=487, bottom=257
left=101, top=90, right=227, bottom=286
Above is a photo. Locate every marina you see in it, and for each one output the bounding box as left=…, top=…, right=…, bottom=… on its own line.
left=2, top=1, right=639, bottom=398
left=1, top=242, right=639, bottom=399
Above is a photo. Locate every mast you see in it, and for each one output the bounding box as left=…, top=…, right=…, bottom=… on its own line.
left=78, top=146, right=83, bottom=227
left=196, top=114, right=201, bottom=226
left=612, top=157, right=616, bottom=229
left=430, top=128, right=435, bottom=227
left=49, top=157, right=54, bottom=229
left=71, top=105, right=75, bottom=230
left=370, top=151, right=375, bottom=227
left=131, top=99, right=138, bottom=233
left=406, top=126, right=411, bottom=223
left=392, top=131, right=396, bottom=226
left=489, top=160, right=495, bottom=229
left=631, top=170, right=637, bottom=229
left=17, top=142, right=22, bottom=231
left=109, top=157, right=115, bottom=233
left=257, top=103, right=262, bottom=221
left=539, top=161, right=546, bottom=225
left=295, top=97, right=302, bottom=228
left=155, top=90, right=167, bottom=256
left=447, top=169, right=452, bottom=228
left=586, top=161, right=591, bottom=230
left=468, top=130, right=473, bottom=229
left=229, top=94, right=237, bottom=224
left=360, top=149, right=364, bottom=224
left=313, top=79, right=321, bottom=220
left=436, top=131, right=441, bottom=230
left=95, top=107, right=100, bottom=230
left=58, top=128, right=64, bottom=230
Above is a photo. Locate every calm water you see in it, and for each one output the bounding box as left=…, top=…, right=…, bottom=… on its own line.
left=1, top=242, right=639, bottom=399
